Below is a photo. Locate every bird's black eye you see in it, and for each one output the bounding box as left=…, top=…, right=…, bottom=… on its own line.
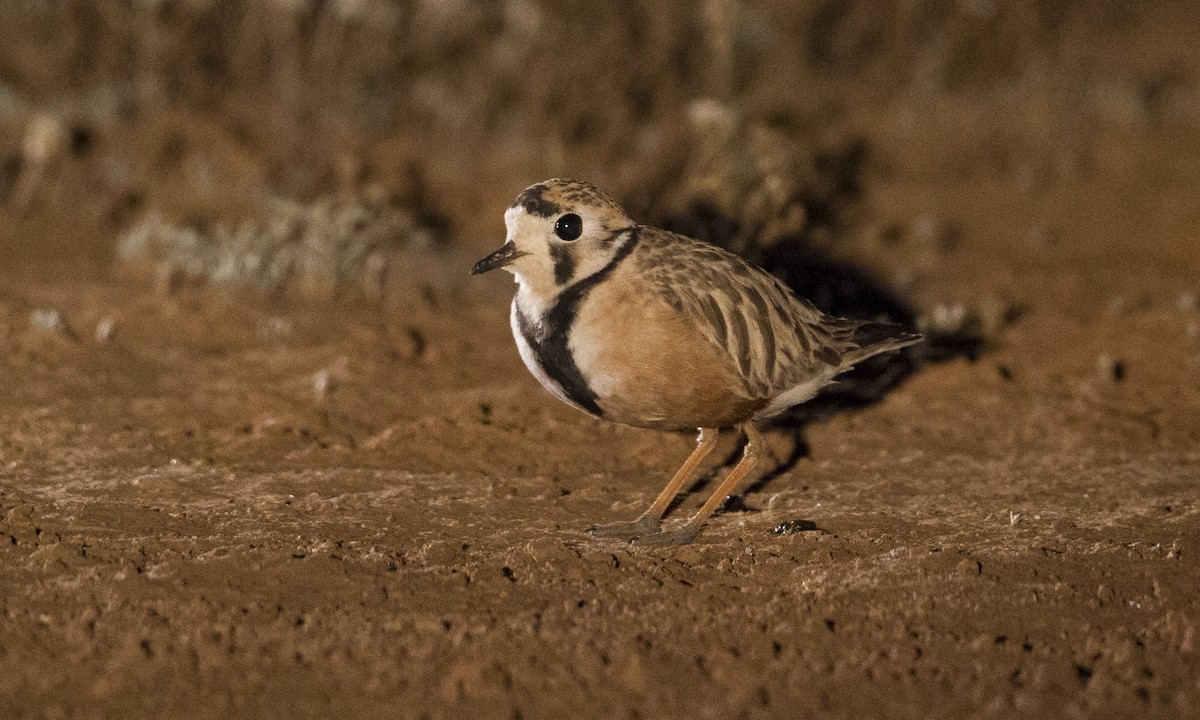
left=554, top=213, right=583, bottom=241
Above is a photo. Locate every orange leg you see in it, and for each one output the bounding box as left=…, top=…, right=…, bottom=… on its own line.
left=589, top=428, right=720, bottom=540
left=634, top=422, right=764, bottom=546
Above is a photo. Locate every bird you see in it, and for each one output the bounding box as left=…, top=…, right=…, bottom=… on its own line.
left=471, top=179, right=921, bottom=545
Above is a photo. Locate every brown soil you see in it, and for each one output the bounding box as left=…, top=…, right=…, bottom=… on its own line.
left=2, top=3, right=1199, bottom=718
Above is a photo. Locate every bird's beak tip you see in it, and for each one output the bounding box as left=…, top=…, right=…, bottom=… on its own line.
left=470, top=242, right=525, bottom=277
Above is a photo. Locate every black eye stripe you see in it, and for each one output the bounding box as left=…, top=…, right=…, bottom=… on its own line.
left=554, top=213, right=583, bottom=241
left=550, top=244, right=575, bottom=285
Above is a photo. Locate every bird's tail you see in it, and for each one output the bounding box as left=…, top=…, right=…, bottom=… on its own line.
left=835, top=319, right=923, bottom=368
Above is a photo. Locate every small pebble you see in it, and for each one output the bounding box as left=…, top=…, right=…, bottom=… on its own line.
left=773, top=519, right=818, bottom=535
left=94, top=317, right=116, bottom=343
left=1096, top=355, right=1126, bottom=382
left=30, top=309, right=67, bottom=333
left=313, top=369, right=332, bottom=399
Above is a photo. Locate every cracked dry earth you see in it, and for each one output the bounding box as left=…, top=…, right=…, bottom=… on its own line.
left=2, top=170, right=1200, bottom=719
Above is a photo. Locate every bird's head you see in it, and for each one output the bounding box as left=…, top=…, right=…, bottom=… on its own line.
left=471, top=179, right=637, bottom=300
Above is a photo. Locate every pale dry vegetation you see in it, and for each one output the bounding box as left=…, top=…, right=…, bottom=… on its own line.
left=3, top=1, right=1194, bottom=283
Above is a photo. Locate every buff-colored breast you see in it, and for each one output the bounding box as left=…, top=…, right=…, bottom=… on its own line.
left=568, top=263, right=766, bottom=430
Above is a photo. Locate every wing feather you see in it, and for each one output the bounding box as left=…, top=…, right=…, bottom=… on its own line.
left=638, top=229, right=841, bottom=399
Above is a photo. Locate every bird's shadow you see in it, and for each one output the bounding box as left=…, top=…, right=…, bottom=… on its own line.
left=653, top=140, right=996, bottom=508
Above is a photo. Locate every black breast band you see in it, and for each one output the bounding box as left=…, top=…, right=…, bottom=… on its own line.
left=515, top=227, right=640, bottom=417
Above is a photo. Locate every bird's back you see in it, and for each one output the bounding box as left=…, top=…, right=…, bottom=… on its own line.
left=634, top=227, right=920, bottom=409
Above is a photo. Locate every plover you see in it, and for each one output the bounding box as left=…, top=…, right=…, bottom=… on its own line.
left=472, top=179, right=921, bottom=545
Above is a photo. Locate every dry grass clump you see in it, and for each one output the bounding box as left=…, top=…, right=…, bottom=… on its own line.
left=3, top=0, right=1197, bottom=306
left=118, top=195, right=437, bottom=297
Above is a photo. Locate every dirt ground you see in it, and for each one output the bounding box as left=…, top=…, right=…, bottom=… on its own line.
left=2, top=2, right=1200, bottom=718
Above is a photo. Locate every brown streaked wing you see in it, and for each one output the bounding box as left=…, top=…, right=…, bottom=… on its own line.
left=638, top=228, right=841, bottom=399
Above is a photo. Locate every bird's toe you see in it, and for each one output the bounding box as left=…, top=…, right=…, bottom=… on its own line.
left=631, top=523, right=699, bottom=546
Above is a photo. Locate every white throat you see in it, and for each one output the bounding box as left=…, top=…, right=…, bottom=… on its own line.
left=513, top=275, right=552, bottom=322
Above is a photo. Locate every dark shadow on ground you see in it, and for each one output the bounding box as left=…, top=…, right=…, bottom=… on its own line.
left=652, top=140, right=996, bottom=502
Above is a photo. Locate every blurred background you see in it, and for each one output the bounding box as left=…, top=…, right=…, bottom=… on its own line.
left=2, top=0, right=1197, bottom=297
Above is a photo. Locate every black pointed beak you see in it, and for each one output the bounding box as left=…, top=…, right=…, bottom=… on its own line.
left=470, top=241, right=527, bottom=276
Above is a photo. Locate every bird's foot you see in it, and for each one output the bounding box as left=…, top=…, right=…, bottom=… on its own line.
left=631, top=523, right=699, bottom=546
left=588, top=516, right=660, bottom=540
